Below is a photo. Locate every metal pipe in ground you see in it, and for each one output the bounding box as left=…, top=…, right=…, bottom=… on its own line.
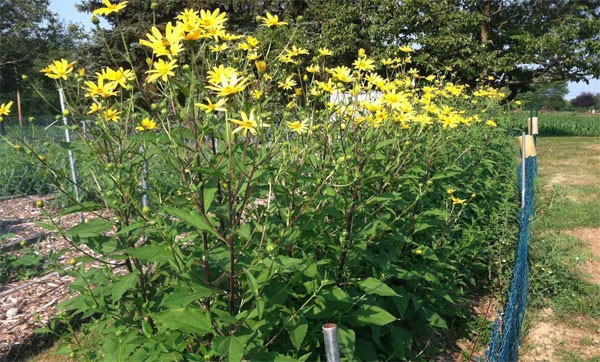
left=322, top=323, right=341, bottom=362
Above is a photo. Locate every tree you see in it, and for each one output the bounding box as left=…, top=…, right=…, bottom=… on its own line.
left=75, top=0, right=600, bottom=100
left=515, top=81, right=569, bottom=111
left=0, top=0, right=87, bottom=115
left=570, top=92, right=599, bottom=108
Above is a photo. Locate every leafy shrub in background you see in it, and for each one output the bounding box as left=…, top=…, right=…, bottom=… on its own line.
left=31, top=5, right=519, bottom=361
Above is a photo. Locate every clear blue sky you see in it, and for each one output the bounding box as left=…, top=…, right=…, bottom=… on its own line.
left=49, top=0, right=107, bottom=29
left=48, top=0, right=600, bottom=100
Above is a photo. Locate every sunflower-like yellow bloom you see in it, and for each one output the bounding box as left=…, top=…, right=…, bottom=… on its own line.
left=278, top=76, right=297, bottom=90
left=0, top=101, right=14, bottom=116
left=287, top=119, right=309, bottom=134
left=41, top=59, right=76, bottom=80
left=255, top=60, right=267, bottom=73
left=230, top=110, right=268, bottom=136
left=207, top=65, right=238, bottom=85
left=87, top=103, right=104, bottom=114
left=261, top=12, right=288, bottom=27
left=399, top=45, right=415, bottom=53
left=100, top=67, right=135, bottom=88
left=206, top=74, right=249, bottom=97
left=93, top=0, right=127, bottom=16
left=85, top=77, right=118, bottom=99
left=198, top=9, right=228, bottom=30
left=101, top=107, right=121, bottom=122
left=139, top=22, right=184, bottom=59
left=353, top=57, right=375, bottom=72
left=146, top=58, right=178, bottom=83
left=329, top=66, right=354, bottom=83
left=318, top=47, right=333, bottom=57
left=136, top=118, right=158, bottom=131
left=196, top=98, right=227, bottom=113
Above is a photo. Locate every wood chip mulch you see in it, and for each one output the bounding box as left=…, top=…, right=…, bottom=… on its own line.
left=0, top=195, right=100, bottom=361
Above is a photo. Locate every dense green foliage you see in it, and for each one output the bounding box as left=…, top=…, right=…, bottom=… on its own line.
left=505, top=112, right=600, bottom=137
left=26, top=7, right=525, bottom=360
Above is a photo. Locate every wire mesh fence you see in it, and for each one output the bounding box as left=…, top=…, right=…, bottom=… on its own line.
left=0, top=116, right=70, bottom=198
left=484, top=144, right=538, bottom=361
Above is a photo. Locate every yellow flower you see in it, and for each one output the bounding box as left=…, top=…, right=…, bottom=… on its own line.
left=230, top=110, right=267, bottom=136
left=252, top=89, right=263, bottom=100
left=451, top=196, right=467, bottom=205
left=353, top=57, right=375, bottom=72
left=399, top=45, right=414, bottom=53
left=93, top=0, right=127, bottom=16
left=198, top=8, right=228, bottom=30
left=85, top=77, right=118, bottom=98
left=0, top=101, right=14, bottom=116
left=237, top=35, right=259, bottom=51
left=255, top=60, right=267, bottom=73
left=515, top=100, right=522, bottom=105
left=139, top=22, right=184, bottom=59
left=41, top=59, right=76, bottom=80
left=329, top=66, right=354, bottom=83
left=261, top=12, right=288, bottom=27
left=196, top=98, right=227, bottom=113
left=77, top=68, right=86, bottom=77
left=278, top=75, right=297, bottom=90
left=318, top=47, right=333, bottom=57
left=136, top=118, right=158, bottom=131
left=146, top=58, right=178, bottom=83
left=210, top=43, right=229, bottom=53
left=446, top=188, right=455, bottom=195
left=206, top=73, right=249, bottom=97
left=247, top=52, right=261, bottom=60
left=287, top=119, right=309, bottom=134
left=306, top=64, right=320, bottom=73
left=486, top=120, right=497, bottom=127
left=101, top=107, right=121, bottom=122
left=87, top=103, right=104, bottom=114
left=285, top=45, right=309, bottom=57
left=207, top=65, right=238, bottom=84
left=102, top=67, right=135, bottom=88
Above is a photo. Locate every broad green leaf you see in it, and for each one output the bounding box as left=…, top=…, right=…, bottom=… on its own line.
left=352, top=304, right=397, bottom=326
left=152, top=308, right=212, bottom=335
left=338, top=326, right=356, bottom=361
left=65, top=219, right=112, bottom=238
left=162, top=285, right=214, bottom=308
left=357, top=277, right=398, bottom=297
left=424, top=309, right=448, bottom=329
left=164, top=206, right=215, bottom=235
left=111, top=271, right=139, bottom=301
left=203, top=180, right=218, bottom=212
left=288, top=318, right=308, bottom=351
left=213, top=335, right=245, bottom=362
left=125, top=244, right=172, bottom=263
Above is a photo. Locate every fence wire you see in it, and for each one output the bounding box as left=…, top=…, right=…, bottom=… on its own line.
left=0, top=116, right=69, bottom=198
left=484, top=153, right=537, bottom=361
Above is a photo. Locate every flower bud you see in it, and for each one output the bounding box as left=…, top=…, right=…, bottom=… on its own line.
left=151, top=2, right=159, bottom=10
left=21, top=74, right=28, bottom=80
left=91, top=15, right=100, bottom=25
left=36, top=200, right=44, bottom=208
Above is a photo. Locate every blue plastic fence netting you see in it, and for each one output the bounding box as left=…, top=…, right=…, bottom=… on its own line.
left=484, top=154, right=537, bottom=361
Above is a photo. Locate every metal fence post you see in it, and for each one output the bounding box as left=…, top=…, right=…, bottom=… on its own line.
left=58, top=88, right=83, bottom=222
left=322, top=323, right=341, bottom=362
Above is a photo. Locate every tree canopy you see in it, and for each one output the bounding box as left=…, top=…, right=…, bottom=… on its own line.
left=0, top=0, right=87, bottom=114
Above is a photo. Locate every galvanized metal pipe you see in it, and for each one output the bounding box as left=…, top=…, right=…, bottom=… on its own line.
left=322, top=323, right=341, bottom=362
left=58, top=88, right=83, bottom=222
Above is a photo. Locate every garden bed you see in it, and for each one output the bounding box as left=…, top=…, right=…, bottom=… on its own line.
left=0, top=196, right=91, bottom=360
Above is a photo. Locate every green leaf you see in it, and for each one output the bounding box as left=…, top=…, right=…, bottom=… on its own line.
left=162, top=285, right=214, bottom=308
left=338, top=327, right=356, bottom=361
left=203, top=180, right=218, bottom=212
left=125, top=244, right=172, bottom=263
left=152, top=308, right=212, bottom=335
left=244, top=269, right=259, bottom=297
left=357, top=277, right=398, bottom=297
left=213, top=335, right=245, bottom=362
left=111, top=271, right=139, bottom=301
left=352, top=304, right=397, bottom=326
left=424, top=309, right=448, bottom=329
left=164, top=206, right=216, bottom=235
left=65, top=219, right=112, bottom=238
left=288, top=318, right=308, bottom=351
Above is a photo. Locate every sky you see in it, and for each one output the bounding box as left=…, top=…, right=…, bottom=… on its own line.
left=48, top=0, right=599, bottom=100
